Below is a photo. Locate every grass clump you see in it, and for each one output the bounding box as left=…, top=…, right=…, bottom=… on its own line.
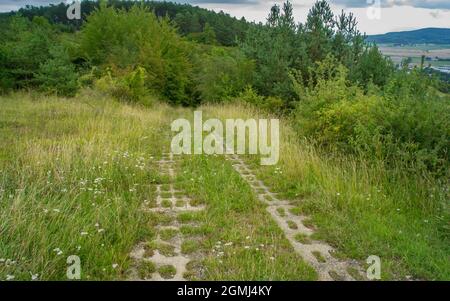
left=286, top=220, right=298, bottom=230
left=137, top=261, right=156, bottom=279
left=312, top=251, right=326, bottom=263
left=159, top=228, right=178, bottom=241
left=175, top=200, right=186, bottom=207
left=294, top=233, right=311, bottom=244
left=276, top=207, right=286, bottom=217
left=177, top=212, right=204, bottom=224
left=158, top=265, right=176, bottom=279
left=181, top=239, right=199, bottom=254
left=156, top=242, right=176, bottom=257
left=161, top=199, right=172, bottom=208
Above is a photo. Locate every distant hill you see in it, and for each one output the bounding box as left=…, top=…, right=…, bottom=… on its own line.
left=367, top=28, right=450, bottom=45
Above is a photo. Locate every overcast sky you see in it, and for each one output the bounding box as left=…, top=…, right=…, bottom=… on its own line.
left=1, top=0, right=449, bottom=34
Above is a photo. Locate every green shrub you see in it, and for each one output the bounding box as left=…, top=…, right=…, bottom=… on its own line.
left=293, top=58, right=449, bottom=175
left=35, top=45, right=79, bottom=97
left=80, top=3, right=191, bottom=105
left=238, top=85, right=264, bottom=105
left=238, top=86, right=286, bottom=113
left=194, top=47, right=254, bottom=103
left=94, top=67, right=152, bottom=106
left=0, top=16, right=54, bottom=91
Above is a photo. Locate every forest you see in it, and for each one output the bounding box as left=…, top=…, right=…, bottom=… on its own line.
left=0, top=0, right=448, bottom=281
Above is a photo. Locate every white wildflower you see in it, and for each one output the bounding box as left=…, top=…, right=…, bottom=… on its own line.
left=53, top=248, right=63, bottom=256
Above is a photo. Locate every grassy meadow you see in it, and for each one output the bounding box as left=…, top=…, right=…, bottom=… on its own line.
left=202, top=103, right=450, bottom=280
left=0, top=92, right=448, bottom=280
left=0, top=91, right=316, bottom=280
left=0, top=91, right=173, bottom=280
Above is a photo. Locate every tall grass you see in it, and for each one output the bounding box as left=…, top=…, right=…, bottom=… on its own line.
left=0, top=91, right=174, bottom=280
left=202, top=102, right=449, bottom=280
left=1, top=92, right=448, bottom=280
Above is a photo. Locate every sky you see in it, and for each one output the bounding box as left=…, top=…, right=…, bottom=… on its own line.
left=0, top=0, right=449, bottom=34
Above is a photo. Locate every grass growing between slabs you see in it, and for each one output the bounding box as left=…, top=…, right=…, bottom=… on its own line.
left=1, top=91, right=447, bottom=281
left=0, top=91, right=179, bottom=280
left=175, top=155, right=317, bottom=280
left=202, top=103, right=450, bottom=281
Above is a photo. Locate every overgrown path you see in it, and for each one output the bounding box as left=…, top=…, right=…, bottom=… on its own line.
left=128, top=153, right=206, bottom=280
left=225, top=153, right=366, bottom=281
left=127, top=145, right=366, bottom=280
left=130, top=149, right=366, bottom=281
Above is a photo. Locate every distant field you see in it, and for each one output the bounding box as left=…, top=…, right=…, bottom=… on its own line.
left=378, top=44, right=450, bottom=66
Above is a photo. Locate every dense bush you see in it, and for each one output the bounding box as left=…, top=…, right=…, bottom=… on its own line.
left=194, top=47, right=254, bottom=102
left=0, top=15, right=80, bottom=96
left=80, top=3, right=192, bottom=104
left=0, top=16, right=53, bottom=91
left=35, top=45, right=79, bottom=96
left=238, top=86, right=285, bottom=113
left=293, top=57, right=449, bottom=175
left=94, top=67, right=152, bottom=106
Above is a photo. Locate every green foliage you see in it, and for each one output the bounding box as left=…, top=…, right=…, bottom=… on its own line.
left=11, top=0, right=249, bottom=46
left=94, top=67, right=152, bottom=106
left=239, top=86, right=264, bottom=106
left=35, top=46, right=79, bottom=96
left=293, top=58, right=449, bottom=175
left=0, top=16, right=53, bottom=91
left=349, top=45, right=394, bottom=89
left=240, top=1, right=297, bottom=104
left=194, top=47, right=254, bottom=102
left=0, top=15, right=79, bottom=96
left=241, top=0, right=389, bottom=105
left=238, top=86, right=285, bottom=113
left=187, top=22, right=217, bottom=45
left=80, top=4, right=191, bottom=104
